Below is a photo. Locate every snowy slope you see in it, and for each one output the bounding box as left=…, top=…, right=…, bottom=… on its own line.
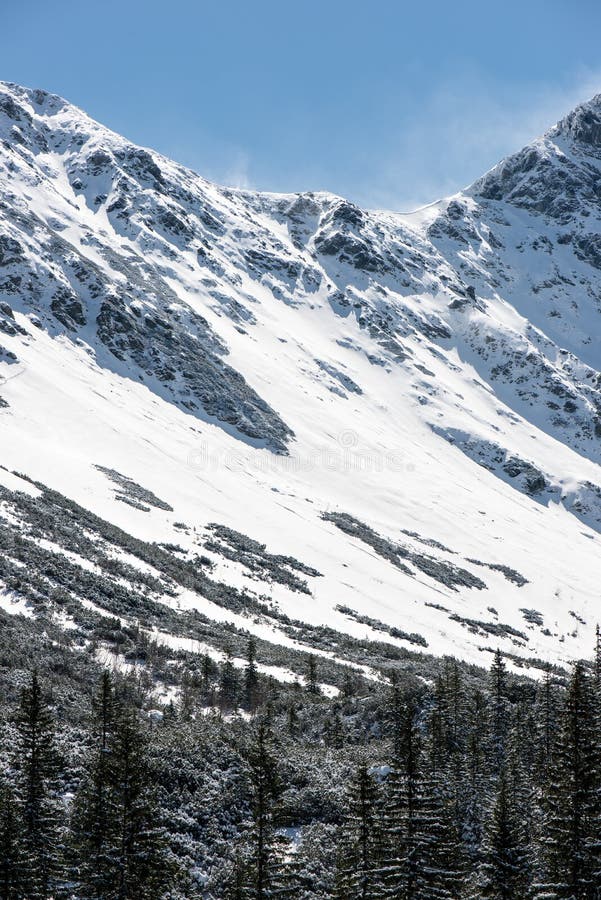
left=1, top=81, right=601, bottom=679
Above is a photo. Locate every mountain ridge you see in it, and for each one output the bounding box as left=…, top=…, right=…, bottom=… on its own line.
left=1, top=80, right=601, bottom=683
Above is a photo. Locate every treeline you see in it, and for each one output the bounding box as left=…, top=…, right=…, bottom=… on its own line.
left=1, top=638, right=601, bottom=898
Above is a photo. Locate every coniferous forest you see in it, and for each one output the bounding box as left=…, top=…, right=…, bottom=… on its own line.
left=1, top=631, right=601, bottom=899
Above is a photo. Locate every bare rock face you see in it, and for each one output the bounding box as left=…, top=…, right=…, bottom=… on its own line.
left=555, top=95, right=601, bottom=147
left=0, top=83, right=294, bottom=453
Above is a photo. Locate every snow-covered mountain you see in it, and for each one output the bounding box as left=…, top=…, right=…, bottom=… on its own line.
left=2, top=80, right=601, bottom=687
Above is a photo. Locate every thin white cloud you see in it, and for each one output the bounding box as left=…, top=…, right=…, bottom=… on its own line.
left=356, top=67, right=601, bottom=213
left=221, top=149, right=254, bottom=191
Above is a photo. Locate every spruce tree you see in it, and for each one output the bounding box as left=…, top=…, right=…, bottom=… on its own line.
left=377, top=699, right=423, bottom=898
left=534, top=669, right=559, bottom=781
left=71, top=676, right=175, bottom=899
left=383, top=768, right=465, bottom=898
left=201, top=651, right=218, bottom=705
left=429, top=659, right=466, bottom=774
left=353, top=762, right=381, bottom=900
left=336, top=762, right=381, bottom=899
left=71, top=670, right=119, bottom=898
left=428, top=673, right=449, bottom=776
left=180, top=670, right=199, bottom=719
left=220, top=648, right=240, bottom=712
left=383, top=673, right=406, bottom=761
left=463, top=688, right=490, bottom=856
left=506, top=701, right=537, bottom=852
left=427, top=659, right=467, bottom=834
left=306, top=655, right=320, bottom=696
left=110, top=698, right=174, bottom=899
left=287, top=704, right=299, bottom=737
left=244, top=637, right=261, bottom=713
left=376, top=761, right=409, bottom=898
left=589, top=630, right=601, bottom=890
left=219, top=849, right=251, bottom=900
left=245, top=719, right=282, bottom=899
left=475, top=769, right=530, bottom=899
left=535, top=662, right=599, bottom=899
left=488, top=650, right=510, bottom=769
left=332, top=834, right=358, bottom=900
left=15, top=670, right=63, bottom=900
left=0, top=775, right=23, bottom=900
left=415, top=742, right=467, bottom=899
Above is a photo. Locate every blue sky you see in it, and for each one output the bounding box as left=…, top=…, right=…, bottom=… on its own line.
left=4, top=0, right=601, bottom=209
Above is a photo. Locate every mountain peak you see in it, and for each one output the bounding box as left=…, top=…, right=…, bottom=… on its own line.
left=466, top=93, right=601, bottom=213
left=552, top=93, right=601, bottom=146
left=0, top=80, right=70, bottom=113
